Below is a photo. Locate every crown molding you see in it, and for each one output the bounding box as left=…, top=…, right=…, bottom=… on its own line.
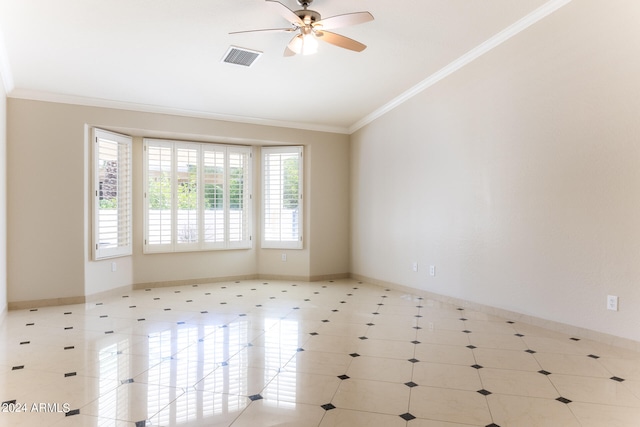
left=348, top=0, right=572, bottom=134
left=8, top=88, right=351, bottom=135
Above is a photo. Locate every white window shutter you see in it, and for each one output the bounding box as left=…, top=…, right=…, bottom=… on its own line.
left=93, top=128, right=132, bottom=260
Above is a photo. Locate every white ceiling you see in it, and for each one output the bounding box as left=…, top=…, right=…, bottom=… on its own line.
left=0, top=0, right=569, bottom=133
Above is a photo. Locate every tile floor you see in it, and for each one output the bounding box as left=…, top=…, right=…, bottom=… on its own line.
left=1, top=279, right=640, bottom=426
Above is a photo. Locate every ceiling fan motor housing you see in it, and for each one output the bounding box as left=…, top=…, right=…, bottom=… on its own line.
left=295, top=8, right=320, bottom=24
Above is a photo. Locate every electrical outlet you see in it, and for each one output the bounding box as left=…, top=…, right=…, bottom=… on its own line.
left=429, top=265, right=436, bottom=277
left=281, top=253, right=287, bottom=262
left=412, top=262, right=418, bottom=272
left=607, top=295, right=618, bottom=311
left=111, top=262, right=117, bottom=272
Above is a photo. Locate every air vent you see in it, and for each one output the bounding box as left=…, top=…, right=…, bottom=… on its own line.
left=222, top=46, right=262, bottom=67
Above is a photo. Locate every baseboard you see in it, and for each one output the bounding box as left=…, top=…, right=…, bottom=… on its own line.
left=133, top=274, right=260, bottom=290
left=85, top=284, right=135, bottom=304
left=8, top=295, right=86, bottom=310
left=351, top=273, right=640, bottom=353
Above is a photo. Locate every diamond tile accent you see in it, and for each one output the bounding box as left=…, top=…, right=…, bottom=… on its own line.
left=404, top=381, right=418, bottom=388
left=411, top=340, right=421, bottom=344
left=359, top=336, right=368, bottom=340
left=349, top=353, right=360, bottom=358
left=538, top=370, right=552, bottom=375
left=321, top=403, right=336, bottom=411
left=525, top=349, right=536, bottom=354
left=471, top=364, right=483, bottom=369
left=610, top=376, right=625, bottom=382
left=399, top=413, right=416, bottom=421
left=515, top=333, right=524, bottom=337
left=588, top=354, right=600, bottom=359
left=408, top=358, right=419, bottom=363
left=477, top=389, right=492, bottom=396
left=337, top=374, right=350, bottom=380
left=249, top=394, right=263, bottom=401
left=467, top=345, right=477, bottom=349
left=66, top=409, right=80, bottom=417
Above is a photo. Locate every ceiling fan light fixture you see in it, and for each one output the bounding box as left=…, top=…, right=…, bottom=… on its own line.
left=290, top=33, right=318, bottom=55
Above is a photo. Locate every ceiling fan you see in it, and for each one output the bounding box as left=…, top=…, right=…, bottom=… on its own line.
left=230, top=0, right=374, bottom=56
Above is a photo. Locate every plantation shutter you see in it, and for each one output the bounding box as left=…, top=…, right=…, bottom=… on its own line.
left=262, top=146, right=303, bottom=249
left=145, top=141, right=173, bottom=252
left=93, top=128, right=132, bottom=259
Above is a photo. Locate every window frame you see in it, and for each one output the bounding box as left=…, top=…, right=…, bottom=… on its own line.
left=92, top=128, right=133, bottom=260
left=143, top=138, right=253, bottom=254
left=261, top=146, right=304, bottom=250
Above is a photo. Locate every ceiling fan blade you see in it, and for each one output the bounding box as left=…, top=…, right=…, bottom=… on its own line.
left=316, top=31, right=367, bottom=52
left=229, top=28, right=295, bottom=35
left=314, top=11, right=374, bottom=30
left=266, top=0, right=303, bottom=26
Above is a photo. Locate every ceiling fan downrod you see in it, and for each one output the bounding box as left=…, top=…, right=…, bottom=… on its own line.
left=297, top=0, right=313, bottom=9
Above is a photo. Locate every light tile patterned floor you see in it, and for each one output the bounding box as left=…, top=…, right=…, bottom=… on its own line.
left=1, top=279, right=639, bottom=426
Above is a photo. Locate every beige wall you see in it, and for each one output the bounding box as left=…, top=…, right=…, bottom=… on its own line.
left=7, top=99, right=349, bottom=303
left=0, top=72, right=6, bottom=317
left=351, top=0, right=640, bottom=342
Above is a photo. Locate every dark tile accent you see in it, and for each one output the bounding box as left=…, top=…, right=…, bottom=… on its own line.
left=26, top=323, right=34, bottom=326
left=12, top=365, right=24, bottom=370
left=340, top=301, right=346, bottom=304
left=405, top=381, right=418, bottom=388
left=145, top=289, right=151, bottom=291
left=297, top=348, right=305, bottom=352
left=525, top=349, right=536, bottom=354
left=570, top=337, right=580, bottom=341
left=411, top=340, right=421, bottom=345
left=201, top=311, right=209, bottom=314
left=122, top=295, right=129, bottom=298
left=205, top=293, right=211, bottom=295
left=255, top=305, right=262, bottom=308
left=239, top=314, right=247, bottom=317
left=64, top=346, right=75, bottom=350
left=462, top=330, right=472, bottom=334
left=138, top=318, right=146, bottom=322
left=293, top=307, right=300, bottom=310
left=174, top=291, right=181, bottom=293
left=221, top=302, right=227, bottom=305
left=556, top=397, right=572, bottom=404
left=416, top=305, right=423, bottom=308
left=415, top=315, right=423, bottom=318
left=611, top=376, right=625, bottom=382
left=467, top=345, right=477, bottom=349
left=100, top=315, right=108, bottom=318
left=248, top=394, right=263, bottom=401
left=305, top=299, right=311, bottom=301
left=96, top=303, right=103, bottom=305
left=177, top=321, right=185, bottom=325
left=349, top=353, right=360, bottom=358
left=30, top=309, right=38, bottom=312
left=460, top=318, right=468, bottom=321
left=19, top=341, right=30, bottom=345
left=399, top=413, right=416, bottom=421
left=372, top=312, right=379, bottom=315
left=121, top=378, right=134, bottom=384
left=538, top=370, right=552, bottom=375
left=65, top=372, right=77, bottom=377
left=457, top=308, right=464, bottom=311
left=322, top=320, right=329, bottom=323
left=105, top=331, right=114, bottom=334
left=477, top=389, right=492, bottom=396
left=359, top=336, right=368, bottom=340
left=64, top=327, right=73, bottom=330
left=337, top=375, right=350, bottom=380
left=486, top=424, right=502, bottom=427
left=164, top=308, right=171, bottom=311
left=310, top=332, right=319, bottom=336
left=64, top=312, right=72, bottom=315
left=366, top=323, right=375, bottom=326
left=192, top=284, right=198, bottom=287
left=332, top=309, right=339, bottom=312
left=153, top=298, right=160, bottom=300
left=471, top=364, right=484, bottom=369
left=129, top=305, right=137, bottom=308
left=408, top=358, right=419, bottom=363
left=506, top=321, right=515, bottom=324
left=413, top=326, right=422, bottom=330
left=321, top=403, right=336, bottom=411
left=65, top=409, right=80, bottom=416
left=515, top=333, right=524, bottom=337
left=588, top=354, right=600, bottom=359
left=135, top=422, right=147, bottom=427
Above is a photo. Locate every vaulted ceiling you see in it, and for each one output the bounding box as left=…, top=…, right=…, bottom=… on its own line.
left=0, top=0, right=568, bottom=133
